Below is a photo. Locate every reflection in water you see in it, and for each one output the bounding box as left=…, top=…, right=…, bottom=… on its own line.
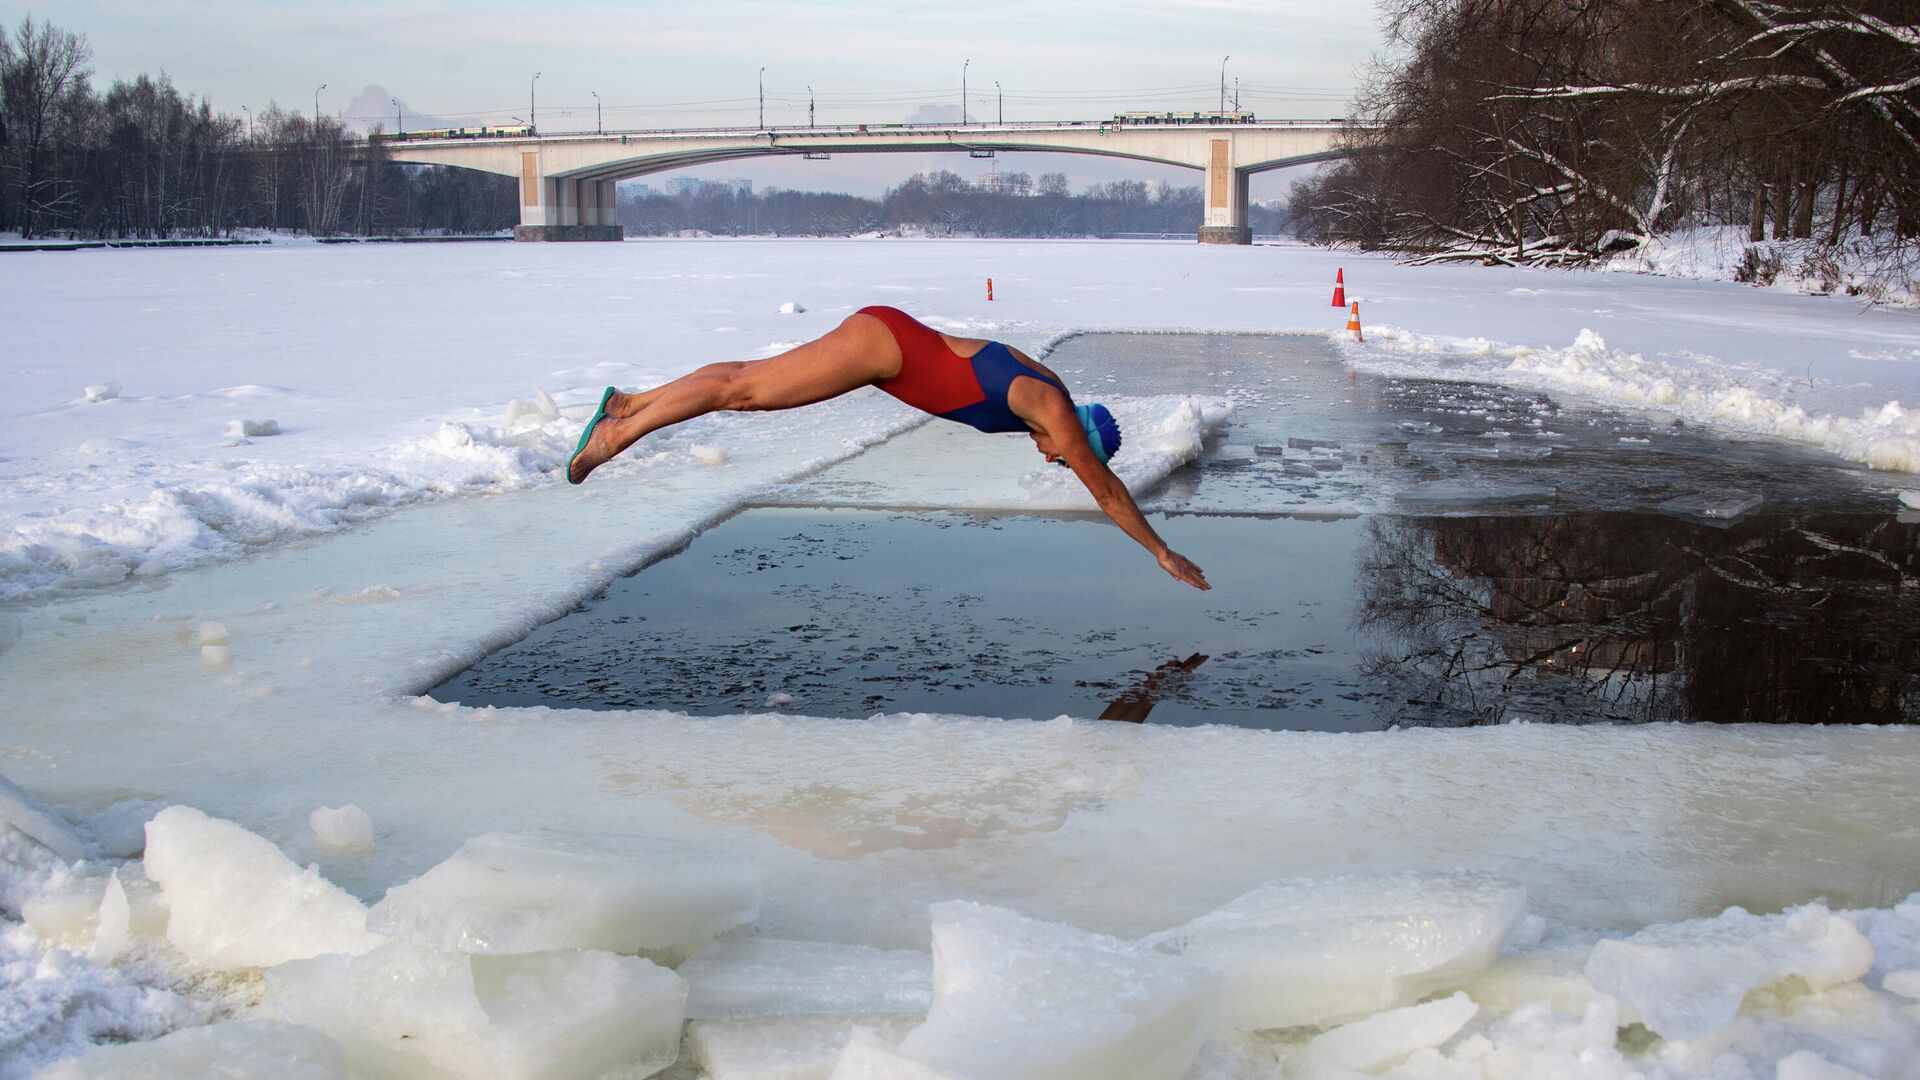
left=1359, top=512, right=1920, bottom=727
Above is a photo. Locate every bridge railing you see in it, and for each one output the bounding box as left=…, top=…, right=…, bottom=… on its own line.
left=382, top=118, right=1354, bottom=143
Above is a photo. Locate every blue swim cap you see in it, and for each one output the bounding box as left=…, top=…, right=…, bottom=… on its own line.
left=1076, top=403, right=1122, bottom=463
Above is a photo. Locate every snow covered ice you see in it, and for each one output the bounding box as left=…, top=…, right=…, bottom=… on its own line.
left=4, top=239, right=1920, bottom=1077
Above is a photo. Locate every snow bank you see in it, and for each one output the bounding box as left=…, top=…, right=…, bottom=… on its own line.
left=1141, top=872, right=1527, bottom=1031
left=367, top=830, right=760, bottom=957
left=832, top=901, right=1217, bottom=1080
left=1352, top=325, right=1920, bottom=473
left=266, top=942, right=685, bottom=1080
left=141, top=806, right=383, bottom=969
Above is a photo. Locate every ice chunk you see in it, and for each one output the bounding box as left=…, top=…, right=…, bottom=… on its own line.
left=1288, top=437, right=1342, bottom=451
left=830, top=901, right=1216, bottom=1080
left=23, top=865, right=166, bottom=947
left=197, top=621, right=228, bottom=645
left=779, top=301, right=807, bottom=314
left=91, top=868, right=134, bottom=961
left=1898, top=490, right=1919, bottom=510
left=1460, top=944, right=1618, bottom=1018
left=83, top=382, right=120, bottom=403
left=680, top=937, right=933, bottom=1019
left=368, top=830, right=760, bottom=956
left=691, top=1015, right=917, bottom=1080
left=35, top=1020, right=347, bottom=1080
left=309, top=805, right=374, bottom=852
left=1252, top=444, right=1287, bottom=457
left=1657, top=489, right=1762, bottom=521
left=1885, top=969, right=1920, bottom=999
left=1584, top=902, right=1874, bottom=1041
left=267, top=941, right=685, bottom=1080
left=142, top=805, right=384, bottom=970
left=1394, top=480, right=1556, bottom=509
left=223, top=418, right=281, bottom=438
left=199, top=645, right=232, bottom=672
left=1292, top=992, right=1477, bottom=1076
left=691, top=444, right=730, bottom=465
left=1140, top=872, right=1527, bottom=1031
left=0, top=770, right=88, bottom=862
left=533, top=384, right=560, bottom=419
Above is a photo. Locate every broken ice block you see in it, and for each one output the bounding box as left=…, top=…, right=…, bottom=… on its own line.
left=83, top=382, right=121, bottom=403
left=1460, top=944, right=1618, bottom=1018
left=1293, top=993, right=1477, bottom=1076
left=830, top=901, right=1216, bottom=1080
left=1584, top=902, right=1873, bottom=1041
left=1288, top=437, right=1342, bottom=451
left=0, top=769, right=88, bottom=862
left=779, top=301, right=807, bottom=314
left=1900, top=491, right=1920, bottom=510
left=267, top=941, right=686, bottom=1080
left=368, top=831, right=761, bottom=956
left=1252, top=444, right=1287, bottom=457
left=691, top=444, right=730, bottom=465
left=680, top=937, right=933, bottom=1019
left=1393, top=480, right=1556, bottom=510
left=691, top=1015, right=917, bottom=1080
left=224, top=419, right=281, bottom=438
left=1397, top=421, right=1441, bottom=435
left=35, top=1020, right=347, bottom=1080
left=1657, top=490, right=1762, bottom=522
left=1140, top=872, right=1527, bottom=1031
left=309, top=805, right=375, bottom=851
left=22, top=865, right=168, bottom=947
left=143, top=805, right=384, bottom=970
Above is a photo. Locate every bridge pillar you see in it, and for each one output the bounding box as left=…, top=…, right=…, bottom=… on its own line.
left=1197, top=137, right=1251, bottom=245
left=512, top=152, right=623, bottom=241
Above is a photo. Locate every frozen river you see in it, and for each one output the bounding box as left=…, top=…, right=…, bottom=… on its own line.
left=4, top=241, right=1920, bottom=1077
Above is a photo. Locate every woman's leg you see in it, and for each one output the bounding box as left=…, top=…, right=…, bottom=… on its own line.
left=570, top=313, right=900, bottom=483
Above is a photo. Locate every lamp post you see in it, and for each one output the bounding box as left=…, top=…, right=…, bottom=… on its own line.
left=592, top=90, right=602, bottom=134
left=314, top=83, right=326, bottom=127
left=241, top=104, right=252, bottom=141
left=530, top=71, right=541, bottom=133
left=1219, top=56, right=1229, bottom=114
left=962, top=59, right=969, bottom=125
left=392, top=98, right=402, bottom=136
left=807, top=85, right=814, bottom=128
left=995, top=81, right=1002, bottom=124
left=758, top=67, right=766, bottom=128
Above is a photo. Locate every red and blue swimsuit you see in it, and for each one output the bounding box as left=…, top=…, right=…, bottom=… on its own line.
left=857, top=305, right=1067, bottom=433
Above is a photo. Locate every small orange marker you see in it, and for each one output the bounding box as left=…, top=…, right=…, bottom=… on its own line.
left=1331, top=268, right=1346, bottom=307
left=987, top=277, right=994, bottom=301
left=1346, top=301, right=1364, bottom=343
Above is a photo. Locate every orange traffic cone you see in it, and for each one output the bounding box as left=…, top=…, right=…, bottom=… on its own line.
left=1331, top=268, right=1346, bottom=307
left=1346, top=301, right=1364, bottom=343
left=987, top=277, right=994, bottom=301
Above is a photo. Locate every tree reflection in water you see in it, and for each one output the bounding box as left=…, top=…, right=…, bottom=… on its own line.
left=1357, top=512, right=1920, bottom=727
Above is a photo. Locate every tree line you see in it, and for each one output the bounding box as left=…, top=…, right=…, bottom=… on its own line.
left=618, top=171, right=1289, bottom=238
left=1290, top=0, right=1920, bottom=276
left=0, top=17, right=514, bottom=239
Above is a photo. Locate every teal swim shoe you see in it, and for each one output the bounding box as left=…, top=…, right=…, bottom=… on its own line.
left=568, top=386, right=617, bottom=485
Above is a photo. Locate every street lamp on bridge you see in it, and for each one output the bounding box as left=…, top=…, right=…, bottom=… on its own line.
left=392, top=98, right=402, bottom=136
left=808, top=85, right=815, bottom=128
left=995, top=81, right=1002, bottom=125
left=314, top=83, right=326, bottom=127
left=530, top=72, right=541, bottom=134
left=759, top=67, right=767, bottom=129
left=962, top=59, right=969, bottom=126
left=592, top=90, right=602, bottom=134
left=1219, top=56, right=1229, bottom=113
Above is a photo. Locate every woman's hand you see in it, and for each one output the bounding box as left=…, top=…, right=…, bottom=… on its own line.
left=1158, top=550, right=1211, bottom=590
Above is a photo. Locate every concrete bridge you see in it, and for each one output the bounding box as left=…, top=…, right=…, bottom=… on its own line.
left=379, top=119, right=1353, bottom=244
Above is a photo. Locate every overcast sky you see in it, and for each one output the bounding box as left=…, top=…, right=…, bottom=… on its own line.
left=18, top=0, right=1389, bottom=197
